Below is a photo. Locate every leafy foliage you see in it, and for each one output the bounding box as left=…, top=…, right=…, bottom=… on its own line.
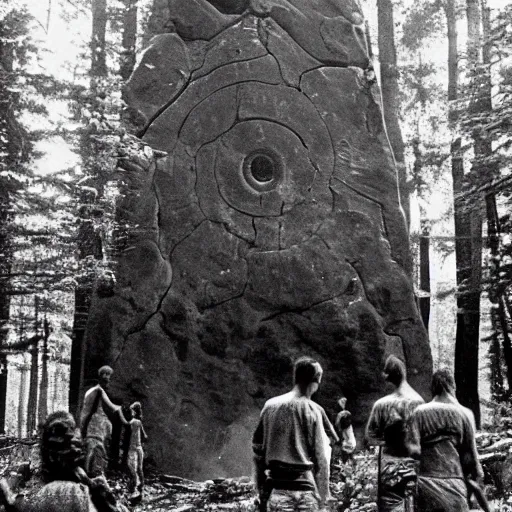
left=330, top=452, right=378, bottom=511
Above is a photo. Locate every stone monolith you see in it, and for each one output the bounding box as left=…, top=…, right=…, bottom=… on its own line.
left=83, top=0, right=432, bottom=479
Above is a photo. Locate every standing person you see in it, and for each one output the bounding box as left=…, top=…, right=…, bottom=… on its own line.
left=80, top=366, right=126, bottom=477
left=409, top=369, right=485, bottom=512
left=335, top=397, right=356, bottom=464
left=126, top=402, right=147, bottom=501
left=252, top=357, right=332, bottom=512
left=365, top=355, right=424, bottom=512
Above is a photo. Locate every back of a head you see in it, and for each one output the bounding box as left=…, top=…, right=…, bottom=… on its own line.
left=384, top=355, right=406, bottom=387
left=41, top=411, right=83, bottom=483
left=431, top=368, right=455, bottom=396
left=293, top=357, right=322, bottom=391
left=130, top=402, right=142, bottom=420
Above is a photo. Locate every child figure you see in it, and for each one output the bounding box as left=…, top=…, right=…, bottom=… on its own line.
left=126, top=402, right=147, bottom=500
left=334, top=397, right=356, bottom=463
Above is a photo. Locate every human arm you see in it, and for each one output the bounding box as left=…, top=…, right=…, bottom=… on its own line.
left=313, top=411, right=332, bottom=507
left=252, top=417, right=267, bottom=500
left=116, top=406, right=130, bottom=426
left=466, top=478, right=492, bottom=512
left=405, top=411, right=421, bottom=459
left=460, top=415, right=484, bottom=482
left=365, top=403, right=385, bottom=447
left=321, top=409, right=339, bottom=444
left=141, top=423, right=148, bottom=443
left=99, top=388, right=122, bottom=416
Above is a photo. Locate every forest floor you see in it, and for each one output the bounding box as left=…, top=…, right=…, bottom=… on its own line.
left=0, top=435, right=511, bottom=511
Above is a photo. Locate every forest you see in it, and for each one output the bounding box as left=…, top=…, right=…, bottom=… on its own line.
left=1, top=0, right=512, bottom=508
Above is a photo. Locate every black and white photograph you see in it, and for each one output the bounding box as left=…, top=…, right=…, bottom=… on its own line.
left=0, top=0, right=510, bottom=510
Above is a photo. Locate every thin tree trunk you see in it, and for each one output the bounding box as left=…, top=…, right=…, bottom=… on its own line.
left=46, top=0, right=52, bottom=33
left=120, top=0, right=138, bottom=81
left=26, top=297, right=40, bottom=434
left=497, top=297, right=512, bottom=390
left=18, top=360, right=28, bottom=438
left=377, top=0, right=409, bottom=228
left=419, top=231, right=430, bottom=331
left=38, top=316, right=50, bottom=425
left=0, top=355, right=7, bottom=433
left=412, top=138, right=430, bottom=330
left=91, top=0, right=107, bottom=78
left=489, top=326, right=504, bottom=397
left=26, top=342, right=39, bottom=434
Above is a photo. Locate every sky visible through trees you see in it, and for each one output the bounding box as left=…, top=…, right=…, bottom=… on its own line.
left=2, top=0, right=512, bottom=434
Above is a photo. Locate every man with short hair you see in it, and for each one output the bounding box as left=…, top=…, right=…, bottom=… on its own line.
left=80, top=366, right=125, bottom=477
left=252, top=357, right=332, bottom=512
left=366, top=355, right=424, bottom=512
left=409, top=369, right=484, bottom=512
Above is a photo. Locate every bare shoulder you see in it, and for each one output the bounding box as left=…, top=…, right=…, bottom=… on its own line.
left=84, top=385, right=100, bottom=399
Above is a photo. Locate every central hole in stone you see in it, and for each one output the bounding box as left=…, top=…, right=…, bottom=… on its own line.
left=250, top=155, right=275, bottom=183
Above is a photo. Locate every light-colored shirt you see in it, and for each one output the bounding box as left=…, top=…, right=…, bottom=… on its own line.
left=253, top=390, right=331, bottom=503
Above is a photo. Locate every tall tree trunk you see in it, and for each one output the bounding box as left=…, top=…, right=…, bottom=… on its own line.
left=70, top=281, right=91, bottom=418
left=445, top=0, right=482, bottom=426
left=38, top=316, right=50, bottom=425
left=26, top=297, right=40, bottom=434
left=120, top=0, right=138, bottom=81
left=26, top=341, right=39, bottom=434
left=489, top=329, right=504, bottom=398
left=69, top=0, right=108, bottom=419
left=479, top=0, right=512, bottom=393
left=18, top=359, right=28, bottom=437
left=419, top=230, right=430, bottom=331
left=412, top=138, right=430, bottom=330
left=0, top=23, right=19, bottom=435
left=498, top=296, right=512, bottom=390
left=0, top=355, right=7, bottom=433
left=91, top=0, right=107, bottom=78
left=377, top=0, right=409, bottom=228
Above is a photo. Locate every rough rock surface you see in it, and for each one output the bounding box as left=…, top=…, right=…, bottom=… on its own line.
left=84, top=0, right=432, bottom=479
